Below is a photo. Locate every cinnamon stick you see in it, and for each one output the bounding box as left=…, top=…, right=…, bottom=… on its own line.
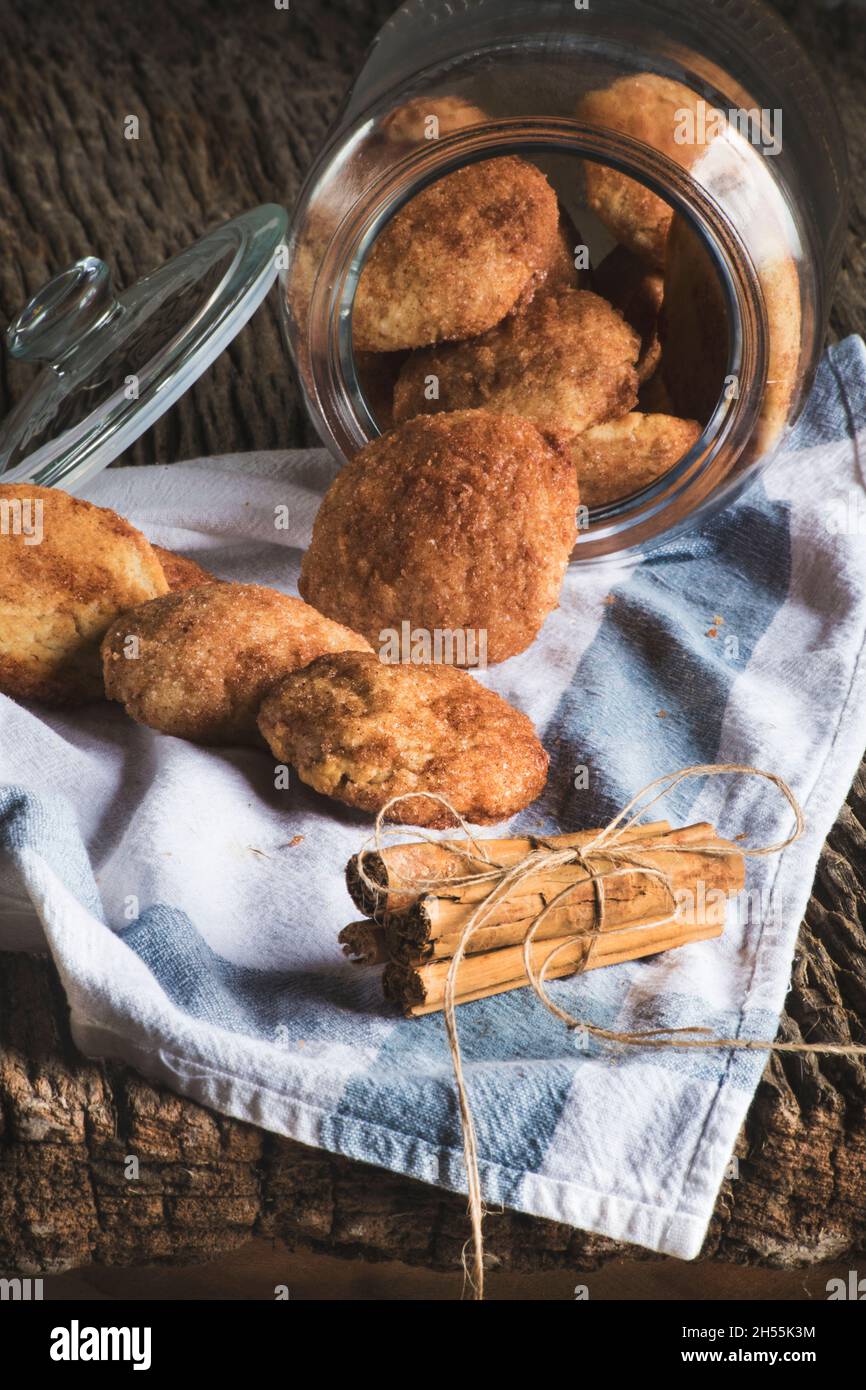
left=391, top=875, right=738, bottom=961
left=394, top=825, right=743, bottom=953
left=384, top=903, right=727, bottom=1017
left=346, top=819, right=672, bottom=918
left=338, top=920, right=390, bottom=965
left=342, top=817, right=744, bottom=1017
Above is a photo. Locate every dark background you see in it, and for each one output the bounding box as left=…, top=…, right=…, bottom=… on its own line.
left=0, top=0, right=862, bottom=467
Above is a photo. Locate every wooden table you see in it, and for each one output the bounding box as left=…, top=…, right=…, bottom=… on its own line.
left=2, top=0, right=865, bottom=1279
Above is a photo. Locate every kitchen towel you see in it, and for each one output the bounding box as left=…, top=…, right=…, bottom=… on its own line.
left=2, top=335, right=866, bottom=1260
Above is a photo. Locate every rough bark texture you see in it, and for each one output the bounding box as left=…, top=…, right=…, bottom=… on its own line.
left=1, top=0, right=865, bottom=1277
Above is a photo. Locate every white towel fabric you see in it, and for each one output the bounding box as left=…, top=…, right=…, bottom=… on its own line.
left=2, top=337, right=866, bottom=1259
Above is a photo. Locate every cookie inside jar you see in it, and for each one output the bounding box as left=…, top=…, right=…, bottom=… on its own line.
left=347, top=138, right=733, bottom=520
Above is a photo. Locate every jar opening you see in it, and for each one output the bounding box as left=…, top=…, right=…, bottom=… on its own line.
left=301, top=120, right=768, bottom=563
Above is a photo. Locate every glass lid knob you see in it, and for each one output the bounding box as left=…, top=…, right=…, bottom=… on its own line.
left=8, top=258, right=122, bottom=365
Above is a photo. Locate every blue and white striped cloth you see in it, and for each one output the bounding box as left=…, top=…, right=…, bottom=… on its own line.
left=2, top=337, right=866, bottom=1259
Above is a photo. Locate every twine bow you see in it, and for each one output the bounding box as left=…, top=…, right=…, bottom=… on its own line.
left=355, top=764, right=866, bottom=1301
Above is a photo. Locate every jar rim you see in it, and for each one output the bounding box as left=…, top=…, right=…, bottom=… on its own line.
left=298, top=118, right=770, bottom=563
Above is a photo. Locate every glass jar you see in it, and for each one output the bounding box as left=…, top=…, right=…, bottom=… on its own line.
left=283, top=0, right=848, bottom=562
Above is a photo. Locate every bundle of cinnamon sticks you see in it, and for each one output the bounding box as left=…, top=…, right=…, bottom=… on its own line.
left=341, top=819, right=746, bottom=1016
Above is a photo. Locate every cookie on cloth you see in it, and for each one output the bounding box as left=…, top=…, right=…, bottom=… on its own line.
left=257, top=650, right=549, bottom=828
left=0, top=483, right=168, bottom=707
left=352, top=156, right=560, bottom=352
left=392, top=290, right=640, bottom=440
left=101, top=583, right=371, bottom=747
left=571, top=412, right=702, bottom=509
left=298, top=410, right=579, bottom=665
left=152, top=546, right=221, bottom=593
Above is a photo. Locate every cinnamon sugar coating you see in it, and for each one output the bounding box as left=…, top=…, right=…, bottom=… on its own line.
left=0, top=484, right=168, bottom=707
left=571, top=412, right=702, bottom=509
left=299, top=410, right=579, bottom=665
left=258, top=650, right=549, bottom=828
left=352, top=157, right=560, bottom=352
left=101, top=583, right=371, bottom=747
left=577, top=74, right=715, bottom=269
left=393, top=290, right=640, bottom=441
left=152, top=546, right=220, bottom=592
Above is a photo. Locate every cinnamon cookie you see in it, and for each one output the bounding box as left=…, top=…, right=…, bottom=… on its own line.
left=577, top=74, right=715, bottom=269
left=153, top=546, right=220, bottom=593
left=571, top=412, right=702, bottom=509
left=0, top=484, right=168, bottom=706
left=392, top=290, right=640, bottom=441
left=258, top=650, right=549, bottom=828
left=352, top=157, right=560, bottom=351
left=102, top=583, right=371, bottom=746
left=299, top=410, right=578, bottom=664
left=380, top=95, right=489, bottom=145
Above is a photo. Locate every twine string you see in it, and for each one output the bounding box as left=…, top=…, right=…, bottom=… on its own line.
left=354, top=764, right=866, bottom=1301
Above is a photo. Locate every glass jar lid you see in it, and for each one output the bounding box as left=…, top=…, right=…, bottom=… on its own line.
left=0, top=204, right=288, bottom=490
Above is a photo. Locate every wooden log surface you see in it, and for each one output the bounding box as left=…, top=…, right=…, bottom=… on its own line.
left=1, top=0, right=865, bottom=1277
